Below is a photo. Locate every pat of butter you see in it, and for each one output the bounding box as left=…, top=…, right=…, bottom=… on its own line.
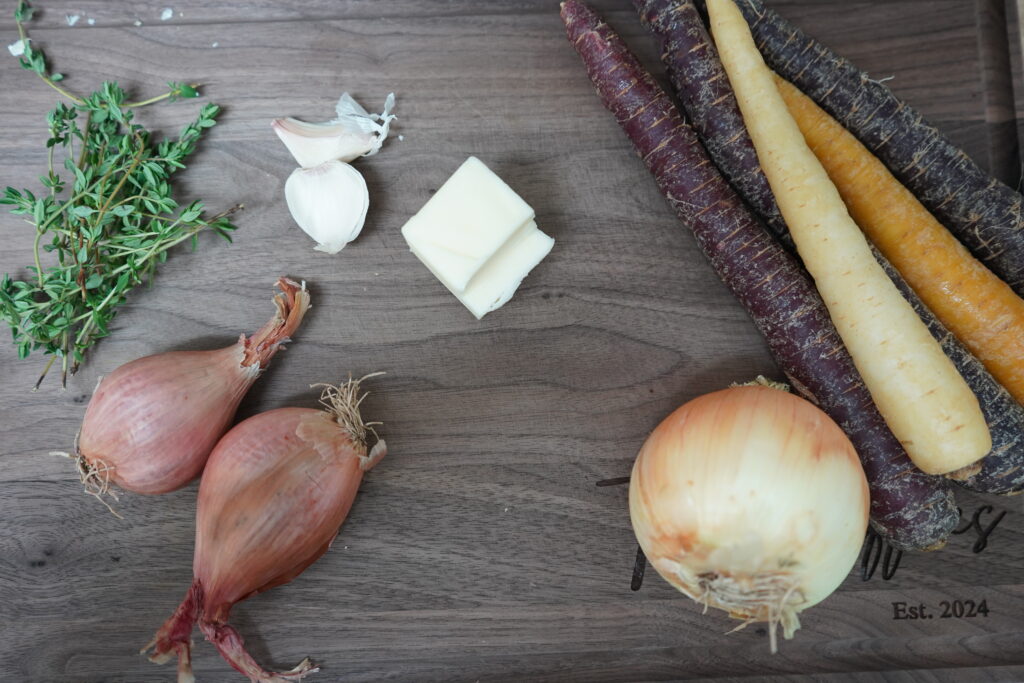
left=402, top=157, right=535, bottom=293
left=402, top=157, right=554, bottom=319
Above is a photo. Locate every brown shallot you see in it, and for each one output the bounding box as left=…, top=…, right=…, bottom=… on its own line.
left=72, top=278, right=310, bottom=503
left=143, top=376, right=386, bottom=683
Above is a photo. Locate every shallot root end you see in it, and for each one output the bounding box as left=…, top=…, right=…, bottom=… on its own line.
left=312, top=372, right=385, bottom=454
left=52, top=437, right=123, bottom=518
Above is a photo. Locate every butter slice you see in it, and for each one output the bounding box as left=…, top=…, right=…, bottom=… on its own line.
left=402, top=157, right=554, bottom=319
left=402, top=157, right=535, bottom=293
left=457, top=221, right=553, bottom=318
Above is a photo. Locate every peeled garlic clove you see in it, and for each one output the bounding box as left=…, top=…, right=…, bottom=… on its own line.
left=272, top=118, right=378, bottom=169
left=272, top=93, right=397, bottom=168
left=284, top=160, right=369, bottom=254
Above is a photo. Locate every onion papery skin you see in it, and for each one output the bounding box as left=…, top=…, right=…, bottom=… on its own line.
left=629, top=385, right=869, bottom=646
left=78, top=345, right=259, bottom=494
left=75, top=278, right=310, bottom=497
left=144, top=380, right=384, bottom=683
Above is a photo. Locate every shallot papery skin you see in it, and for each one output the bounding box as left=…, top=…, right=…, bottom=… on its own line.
left=143, top=379, right=386, bottom=683
left=75, top=278, right=310, bottom=498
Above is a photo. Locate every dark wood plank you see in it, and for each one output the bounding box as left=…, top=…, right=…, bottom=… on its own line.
left=1007, top=0, right=1024, bottom=180
left=0, top=0, right=988, bottom=29
left=0, top=1, right=1021, bottom=681
left=976, top=0, right=1021, bottom=186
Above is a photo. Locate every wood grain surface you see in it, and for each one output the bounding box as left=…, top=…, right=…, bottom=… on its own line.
left=1, top=1, right=1023, bottom=681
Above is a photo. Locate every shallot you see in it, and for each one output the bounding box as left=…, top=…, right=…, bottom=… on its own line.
left=72, top=278, right=310, bottom=503
left=629, top=381, right=869, bottom=651
left=144, top=376, right=386, bottom=683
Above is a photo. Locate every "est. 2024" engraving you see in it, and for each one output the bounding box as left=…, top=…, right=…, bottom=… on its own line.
left=892, top=599, right=990, bottom=620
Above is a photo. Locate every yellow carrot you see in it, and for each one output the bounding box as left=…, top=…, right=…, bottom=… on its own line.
left=775, top=74, right=1024, bottom=411
left=705, top=0, right=990, bottom=476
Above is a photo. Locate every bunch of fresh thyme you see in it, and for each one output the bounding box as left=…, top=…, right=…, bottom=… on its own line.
left=1, top=1, right=240, bottom=388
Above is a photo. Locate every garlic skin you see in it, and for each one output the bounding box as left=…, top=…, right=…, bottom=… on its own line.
left=334, top=92, right=396, bottom=159
left=284, top=160, right=369, bottom=253
left=272, top=92, right=396, bottom=168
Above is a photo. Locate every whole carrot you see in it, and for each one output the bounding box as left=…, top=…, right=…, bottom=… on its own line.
left=706, top=0, right=990, bottom=477
left=561, top=0, right=958, bottom=550
left=725, top=0, right=1024, bottom=298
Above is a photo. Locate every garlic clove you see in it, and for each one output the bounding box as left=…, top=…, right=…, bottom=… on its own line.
left=284, top=160, right=369, bottom=254
left=272, top=93, right=397, bottom=168
left=272, top=118, right=377, bottom=169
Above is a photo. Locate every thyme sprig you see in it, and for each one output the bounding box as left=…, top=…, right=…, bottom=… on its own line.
left=2, top=1, right=239, bottom=388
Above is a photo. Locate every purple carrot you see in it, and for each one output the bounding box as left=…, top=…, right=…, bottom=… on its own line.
left=636, top=0, right=1024, bottom=495
left=561, top=0, right=957, bottom=550
left=633, top=0, right=789, bottom=247
left=727, top=0, right=1024, bottom=297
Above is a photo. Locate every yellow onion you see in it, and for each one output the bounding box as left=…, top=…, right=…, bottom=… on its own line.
left=629, top=382, right=869, bottom=650
left=143, top=377, right=386, bottom=683
left=75, top=278, right=310, bottom=501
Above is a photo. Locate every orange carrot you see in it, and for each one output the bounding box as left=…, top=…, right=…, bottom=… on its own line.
left=775, top=74, right=1024, bottom=409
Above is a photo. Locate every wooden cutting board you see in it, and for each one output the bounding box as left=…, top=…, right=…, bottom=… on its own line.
left=1, top=1, right=1023, bottom=681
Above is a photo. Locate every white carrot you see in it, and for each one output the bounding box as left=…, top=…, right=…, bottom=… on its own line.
left=704, top=0, right=990, bottom=476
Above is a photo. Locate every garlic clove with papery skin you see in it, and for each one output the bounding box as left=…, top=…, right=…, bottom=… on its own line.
left=284, top=160, right=369, bottom=254
left=272, top=92, right=396, bottom=168
left=272, top=118, right=376, bottom=169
